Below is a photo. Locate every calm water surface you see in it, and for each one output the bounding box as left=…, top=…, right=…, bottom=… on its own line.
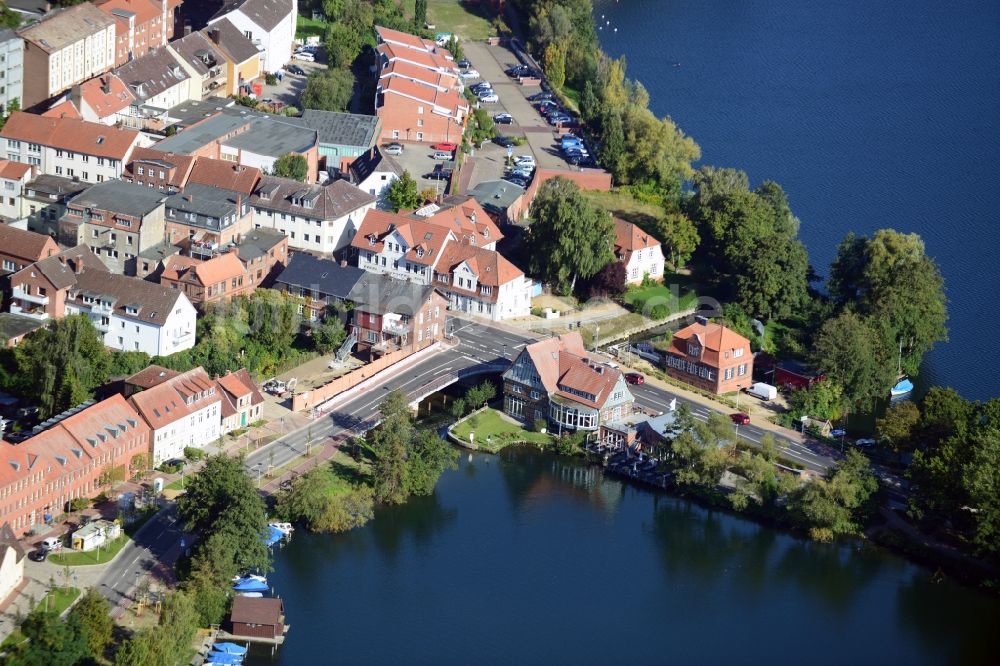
left=593, top=0, right=1000, bottom=400
left=252, top=451, right=996, bottom=665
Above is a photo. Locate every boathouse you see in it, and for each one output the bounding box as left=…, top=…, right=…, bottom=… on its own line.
left=229, top=596, right=286, bottom=641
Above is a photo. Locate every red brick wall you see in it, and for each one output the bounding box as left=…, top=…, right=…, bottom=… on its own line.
left=377, top=103, right=464, bottom=144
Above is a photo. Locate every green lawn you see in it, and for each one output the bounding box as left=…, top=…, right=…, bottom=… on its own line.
left=622, top=279, right=697, bottom=319
left=584, top=189, right=667, bottom=232
left=452, top=408, right=551, bottom=452
left=39, top=587, right=80, bottom=615
left=296, top=15, right=327, bottom=40
left=401, top=0, right=495, bottom=39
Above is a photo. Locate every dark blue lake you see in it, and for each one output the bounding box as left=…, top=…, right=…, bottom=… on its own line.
left=252, top=451, right=996, bottom=665
left=593, top=0, right=1000, bottom=401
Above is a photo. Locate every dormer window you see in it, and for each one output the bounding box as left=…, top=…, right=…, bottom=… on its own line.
left=368, top=235, right=377, bottom=246
left=687, top=343, right=701, bottom=357
left=416, top=248, right=424, bottom=258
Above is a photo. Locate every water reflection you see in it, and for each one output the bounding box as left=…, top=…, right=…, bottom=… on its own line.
left=370, top=490, right=458, bottom=561
left=496, top=448, right=625, bottom=516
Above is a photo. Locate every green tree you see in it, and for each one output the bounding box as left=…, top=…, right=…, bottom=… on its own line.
left=962, top=427, right=1000, bottom=558
left=387, top=170, right=420, bottom=212
left=599, top=111, right=625, bottom=181
left=789, top=449, right=878, bottom=541
left=810, top=311, right=896, bottom=408
left=184, top=565, right=230, bottom=627
left=68, top=588, right=113, bottom=661
left=543, top=42, right=566, bottom=90
left=300, top=68, right=355, bottom=111
left=579, top=79, right=600, bottom=126
left=465, top=381, right=496, bottom=409
left=413, top=0, right=428, bottom=28
left=271, top=153, right=309, bottom=182
left=370, top=389, right=412, bottom=504
left=876, top=401, right=921, bottom=451
left=312, top=316, right=346, bottom=354
left=733, top=234, right=810, bottom=320
left=527, top=177, right=615, bottom=294
left=655, top=211, right=699, bottom=269
left=0, top=4, right=21, bottom=29
left=444, top=34, right=463, bottom=62
left=405, top=429, right=458, bottom=496
left=245, top=289, right=300, bottom=351
left=786, top=380, right=846, bottom=422
left=10, top=610, right=87, bottom=666
left=324, top=21, right=365, bottom=69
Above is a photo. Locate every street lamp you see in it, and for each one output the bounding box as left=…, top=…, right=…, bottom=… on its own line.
left=254, top=463, right=263, bottom=488
left=502, top=343, right=507, bottom=359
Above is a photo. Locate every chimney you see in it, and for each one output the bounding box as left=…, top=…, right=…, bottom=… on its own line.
left=235, top=194, right=242, bottom=213
left=208, top=28, right=220, bottom=45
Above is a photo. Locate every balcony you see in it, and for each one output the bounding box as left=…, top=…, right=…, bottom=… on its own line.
left=382, top=315, right=410, bottom=337
left=92, top=319, right=109, bottom=333
left=91, top=301, right=114, bottom=314
left=172, top=330, right=193, bottom=346
left=12, top=287, right=48, bottom=306
left=9, top=302, right=49, bottom=320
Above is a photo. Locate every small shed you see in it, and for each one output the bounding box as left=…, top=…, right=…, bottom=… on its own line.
left=775, top=360, right=826, bottom=391
left=71, top=520, right=121, bottom=552
left=229, top=596, right=286, bottom=641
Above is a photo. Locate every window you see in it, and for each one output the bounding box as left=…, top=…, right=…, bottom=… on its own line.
left=392, top=130, right=400, bottom=139
left=55, top=166, right=63, bottom=175
left=738, top=363, right=747, bottom=376
left=724, top=367, right=734, bottom=381
left=416, top=132, right=424, bottom=141
left=733, top=347, right=744, bottom=358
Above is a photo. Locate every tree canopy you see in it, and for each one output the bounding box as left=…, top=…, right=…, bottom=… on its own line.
left=271, top=153, right=309, bottom=182
left=300, top=68, right=355, bottom=112
left=386, top=170, right=420, bottom=212
left=527, top=177, right=615, bottom=295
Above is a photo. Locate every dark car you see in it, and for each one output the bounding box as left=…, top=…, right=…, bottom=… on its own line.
left=528, top=91, right=555, bottom=102
left=494, top=113, right=513, bottom=125
left=28, top=549, right=47, bottom=562
left=505, top=64, right=527, bottom=76
left=285, top=64, right=306, bottom=75
left=457, top=59, right=471, bottom=68
left=425, top=170, right=452, bottom=181
left=503, top=175, right=529, bottom=188
left=730, top=412, right=751, bottom=426
left=470, top=82, right=492, bottom=93
left=624, top=372, right=645, bottom=385
left=493, top=136, right=516, bottom=148
left=565, top=154, right=581, bottom=165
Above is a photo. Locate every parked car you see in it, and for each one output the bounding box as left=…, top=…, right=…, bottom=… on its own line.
left=624, top=372, right=645, bottom=385
left=528, top=91, right=555, bottom=102
left=383, top=143, right=404, bottom=155
left=494, top=112, right=513, bottom=124
left=470, top=82, right=492, bottom=93
left=425, top=169, right=452, bottom=181
left=431, top=142, right=457, bottom=151
left=565, top=154, right=581, bottom=165
left=28, top=549, right=47, bottom=562
left=509, top=168, right=534, bottom=180
left=853, top=438, right=877, bottom=448
left=560, top=135, right=584, bottom=146
left=293, top=52, right=315, bottom=62
left=505, top=64, right=527, bottom=76
left=514, top=155, right=536, bottom=167
left=285, top=64, right=306, bottom=75
left=457, top=58, right=470, bottom=68
left=503, top=175, right=529, bottom=188
left=479, top=93, right=499, bottom=103
left=830, top=428, right=848, bottom=438
left=460, top=69, right=480, bottom=79
left=730, top=412, right=751, bottom=426
left=432, top=150, right=453, bottom=160
left=493, top=135, right=516, bottom=148
left=747, top=382, right=778, bottom=401
left=537, top=100, right=559, bottom=112
left=548, top=114, right=573, bottom=126
left=41, top=536, right=62, bottom=551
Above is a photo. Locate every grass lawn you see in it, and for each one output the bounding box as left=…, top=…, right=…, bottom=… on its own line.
left=401, top=0, right=495, bottom=39
left=296, top=15, right=327, bottom=40
left=585, top=189, right=666, bottom=232
left=622, top=278, right=698, bottom=318
left=452, top=408, right=551, bottom=452
left=38, top=587, right=80, bottom=615
left=49, top=510, right=157, bottom=566
left=577, top=312, right=648, bottom=348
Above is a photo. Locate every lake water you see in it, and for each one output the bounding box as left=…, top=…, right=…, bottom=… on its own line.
left=592, top=0, right=1000, bottom=401
left=251, top=451, right=997, bottom=664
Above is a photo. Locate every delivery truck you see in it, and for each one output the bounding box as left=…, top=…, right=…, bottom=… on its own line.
left=747, top=382, right=778, bottom=401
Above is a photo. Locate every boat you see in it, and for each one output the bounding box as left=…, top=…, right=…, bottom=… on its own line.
left=268, top=521, right=294, bottom=536
left=231, top=574, right=266, bottom=584
left=232, top=577, right=268, bottom=592
left=239, top=592, right=264, bottom=597
left=212, top=643, right=248, bottom=655
left=890, top=339, right=914, bottom=399
left=207, top=652, right=244, bottom=665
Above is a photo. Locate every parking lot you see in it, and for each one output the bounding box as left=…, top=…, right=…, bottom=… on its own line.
left=388, top=143, right=457, bottom=194
left=258, top=48, right=328, bottom=110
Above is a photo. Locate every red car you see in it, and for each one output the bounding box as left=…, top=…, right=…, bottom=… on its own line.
left=730, top=412, right=751, bottom=426
left=624, top=372, right=645, bottom=385
left=431, top=142, right=457, bottom=152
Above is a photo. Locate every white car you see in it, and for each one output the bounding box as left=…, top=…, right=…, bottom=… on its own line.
left=293, top=52, right=315, bottom=62
left=514, top=155, right=536, bottom=167
left=479, top=93, right=499, bottom=103
left=460, top=69, right=480, bottom=79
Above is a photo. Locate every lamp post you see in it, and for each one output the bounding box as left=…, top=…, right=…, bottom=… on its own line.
left=502, top=342, right=507, bottom=359
left=254, top=463, right=263, bottom=488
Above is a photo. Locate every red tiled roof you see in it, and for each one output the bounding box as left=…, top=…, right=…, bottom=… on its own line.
left=524, top=170, right=612, bottom=210
left=352, top=209, right=454, bottom=267
left=0, top=160, right=34, bottom=181
left=416, top=197, right=502, bottom=244
left=0, top=224, right=58, bottom=262
left=379, top=59, right=457, bottom=90
left=522, top=333, right=587, bottom=395
left=670, top=321, right=751, bottom=369
left=96, top=0, right=162, bottom=26
left=614, top=217, right=660, bottom=253
left=125, top=147, right=197, bottom=189
left=41, top=100, right=82, bottom=120
left=377, top=41, right=455, bottom=73
left=435, top=244, right=523, bottom=302
left=376, top=25, right=431, bottom=52
left=380, top=75, right=467, bottom=116
left=188, top=157, right=260, bottom=194
left=0, top=112, right=139, bottom=160
left=126, top=364, right=180, bottom=390
left=129, top=367, right=219, bottom=431
left=162, top=251, right=245, bottom=288
left=79, top=75, right=136, bottom=118
left=554, top=352, right=623, bottom=409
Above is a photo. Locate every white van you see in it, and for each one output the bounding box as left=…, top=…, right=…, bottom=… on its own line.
left=747, top=382, right=778, bottom=401
left=41, top=536, right=62, bottom=551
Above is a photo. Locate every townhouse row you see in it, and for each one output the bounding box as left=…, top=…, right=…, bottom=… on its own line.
left=0, top=362, right=264, bottom=536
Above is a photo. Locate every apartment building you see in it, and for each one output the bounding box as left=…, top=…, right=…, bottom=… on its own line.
left=249, top=176, right=376, bottom=254
left=662, top=317, right=753, bottom=394
left=128, top=366, right=220, bottom=465
left=112, top=46, right=192, bottom=129
left=95, top=0, right=180, bottom=67
left=201, top=19, right=261, bottom=97
left=0, top=111, right=141, bottom=184
left=207, top=0, right=296, bottom=74
left=73, top=74, right=136, bottom=125
left=613, top=217, right=665, bottom=284
left=0, top=159, right=33, bottom=220
left=17, top=3, right=116, bottom=108
left=157, top=250, right=253, bottom=309
left=0, top=29, right=24, bottom=112
left=274, top=252, right=365, bottom=321
left=347, top=146, right=402, bottom=202
left=164, top=183, right=251, bottom=246
left=166, top=31, right=227, bottom=101
left=22, top=174, right=88, bottom=238
left=348, top=272, right=447, bottom=359
left=215, top=368, right=264, bottom=434
left=58, top=179, right=167, bottom=275
left=0, top=224, right=57, bottom=275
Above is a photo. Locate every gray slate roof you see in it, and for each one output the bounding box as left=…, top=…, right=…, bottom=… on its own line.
left=203, top=19, right=259, bottom=65
left=348, top=273, right=435, bottom=317
left=0, top=313, right=45, bottom=343
left=0, top=522, right=26, bottom=563
left=275, top=253, right=365, bottom=301
left=16, top=3, right=114, bottom=53
left=169, top=32, right=222, bottom=77
left=70, top=269, right=186, bottom=327
left=250, top=176, right=375, bottom=220
left=348, top=146, right=403, bottom=184
left=209, top=0, right=293, bottom=32
left=166, top=183, right=241, bottom=218
left=224, top=115, right=316, bottom=157
left=467, top=179, right=525, bottom=213
left=115, top=46, right=190, bottom=102
left=34, top=245, right=109, bottom=290
left=296, top=110, right=380, bottom=150
left=68, top=180, right=166, bottom=217
left=236, top=228, right=285, bottom=262
left=24, top=174, right=89, bottom=200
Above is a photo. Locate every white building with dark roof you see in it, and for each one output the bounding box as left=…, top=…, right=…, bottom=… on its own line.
left=207, top=0, right=296, bottom=74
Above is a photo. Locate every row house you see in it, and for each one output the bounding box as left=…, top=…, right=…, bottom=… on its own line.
left=502, top=332, right=635, bottom=433
left=123, top=146, right=195, bottom=192
left=112, top=46, right=192, bottom=130
left=0, top=394, right=150, bottom=536
left=274, top=252, right=365, bottom=321
left=351, top=201, right=532, bottom=320
left=663, top=317, right=753, bottom=394
left=614, top=217, right=665, bottom=284
left=0, top=159, right=34, bottom=220
left=73, top=74, right=136, bottom=125
left=167, top=31, right=227, bottom=101
left=202, top=19, right=262, bottom=97
left=58, top=179, right=167, bottom=275
left=207, top=0, right=296, bottom=74
left=151, top=108, right=319, bottom=182
left=0, top=224, right=57, bottom=276
left=95, top=0, right=181, bottom=67
left=128, top=366, right=220, bottom=465
left=0, top=111, right=142, bottom=184
left=137, top=227, right=287, bottom=286
left=346, top=145, right=402, bottom=203
left=165, top=183, right=250, bottom=246
left=0, top=28, right=23, bottom=113
left=216, top=368, right=264, bottom=434
left=157, top=250, right=252, bottom=309
left=248, top=176, right=376, bottom=255
left=8, top=244, right=197, bottom=355
left=22, top=174, right=89, bottom=238
left=348, top=272, right=447, bottom=359
left=17, top=3, right=117, bottom=109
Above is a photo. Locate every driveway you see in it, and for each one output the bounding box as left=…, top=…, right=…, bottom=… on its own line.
left=389, top=144, right=454, bottom=193
left=462, top=41, right=577, bottom=171
left=260, top=58, right=326, bottom=110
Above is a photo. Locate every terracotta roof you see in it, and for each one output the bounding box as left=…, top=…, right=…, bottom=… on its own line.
left=613, top=217, right=660, bottom=254
left=351, top=209, right=454, bottom=267
left=553, top=352, right=624, bottom=409
left=522, top=333, right=587, bottom=395
left=376, top=26, right=432, bottom=52
left=161, top=251, right=245, bottom=288
left=217, top=368, right=264, bottom=407
left=0, top=225, right=58, bottom=263
left=250, top=176, right=375, bottom=219
left=41, top=100, right=83, bottom=120
left=377, top=41, right=455, bottom=74
left=125, top=364, right=180, bottom=390
left=434, top=244, right=523, bottom=302
left=188, top=158, right=260, bottom=194
left=415, top=196, right=502, bottom=245
left=379, top=75, right=467, bottom=116
left=379, top=59, right=457, bottom=91
left=126, top=147, right=196, bottom=189
left=202, top=19, right=259, bottom=65
left=79, top=75, right=136, bottom=118
left=0, top=112, right=139, bottom=161
left=129, top=367, right=219, bottom=431
left=16, top=3, right=115, bottom=53
left=670, top=320, right=752, bottom=369
left=231, top=596, right=283, bottom=626
left=0, top=160, right=33, bottom=181
left=95, top=0, right=162, bottom=27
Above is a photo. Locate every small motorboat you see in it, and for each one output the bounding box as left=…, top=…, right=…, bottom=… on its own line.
left=890, top=376, right=914, bottom=399
left=231, top=574, right=266, bottom=584
left=268, top=521, right=294, bottom=536
left=212, top=643, right=248, bottom=656
left=232, top=577, right=268, bottom=592
left=207, top=652, right=244, bottom=665
left=239, top=592, right=264, bottom=597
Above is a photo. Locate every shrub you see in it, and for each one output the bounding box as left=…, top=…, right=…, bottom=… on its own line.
left=183, top=447, right=205, bottom=462
left=68, top=498, right=90, bottom=512
left=533, top=419, right=547, bottom=433
left=160, top=461, right=183, bottom=474
left=265, top=73, right=278, bottom=86
left=650, top=304, right=670, bottom=320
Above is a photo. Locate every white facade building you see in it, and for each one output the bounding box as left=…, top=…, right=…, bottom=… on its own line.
left=128, top=367, right=222, bottom=465
left=614, top=217, right=665, bottom=284
left=0, top=30, right=24, bottom=112
left=207, top=0, right=296, bottom=74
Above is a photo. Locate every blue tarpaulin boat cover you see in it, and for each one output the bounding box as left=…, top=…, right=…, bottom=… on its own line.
left=232, top=577, right=268, bottom=592
left=207, top=651, right=244, bottom=665
left=212, top=643, right=247, bottom=655
left=263, top=524, right=283, bottom=546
